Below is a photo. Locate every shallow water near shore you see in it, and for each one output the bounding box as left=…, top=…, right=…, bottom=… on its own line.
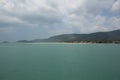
left=0, top=43, right=120, bottom=80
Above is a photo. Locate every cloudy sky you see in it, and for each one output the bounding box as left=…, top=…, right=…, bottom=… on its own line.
left=0, top=0, right=120, bottom=41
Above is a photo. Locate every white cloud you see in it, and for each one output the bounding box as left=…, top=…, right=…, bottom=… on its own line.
left=112, top=0, right=120, bottom=11
left=0, top=0, right=120, bottom=41
left=0, top=14, right=24, bottom=24
left=76, top=0, right=114, bottom=14
left=108, top=17, right=120, bottom=28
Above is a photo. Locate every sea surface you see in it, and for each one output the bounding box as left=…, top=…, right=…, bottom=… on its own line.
left=0, top=43, right=120, bottom=80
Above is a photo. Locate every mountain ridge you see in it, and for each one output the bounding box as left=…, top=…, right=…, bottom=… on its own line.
left=17, top=29, right=120, bottom=43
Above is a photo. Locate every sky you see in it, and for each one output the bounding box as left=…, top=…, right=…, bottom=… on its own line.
left=0, top=0, right=120, bottom=41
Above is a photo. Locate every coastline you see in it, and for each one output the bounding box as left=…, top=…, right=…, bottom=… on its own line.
left=14, top=42, right=120, bottom=45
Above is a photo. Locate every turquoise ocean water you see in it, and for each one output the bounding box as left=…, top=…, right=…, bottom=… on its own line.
left=0, top=43, right=120, bottom=80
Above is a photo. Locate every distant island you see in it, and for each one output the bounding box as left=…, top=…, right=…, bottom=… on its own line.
left=17, top=29, right=120, bottom=44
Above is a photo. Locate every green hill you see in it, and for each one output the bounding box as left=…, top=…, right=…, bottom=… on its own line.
left=17, top=29, right=120, bottom=43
